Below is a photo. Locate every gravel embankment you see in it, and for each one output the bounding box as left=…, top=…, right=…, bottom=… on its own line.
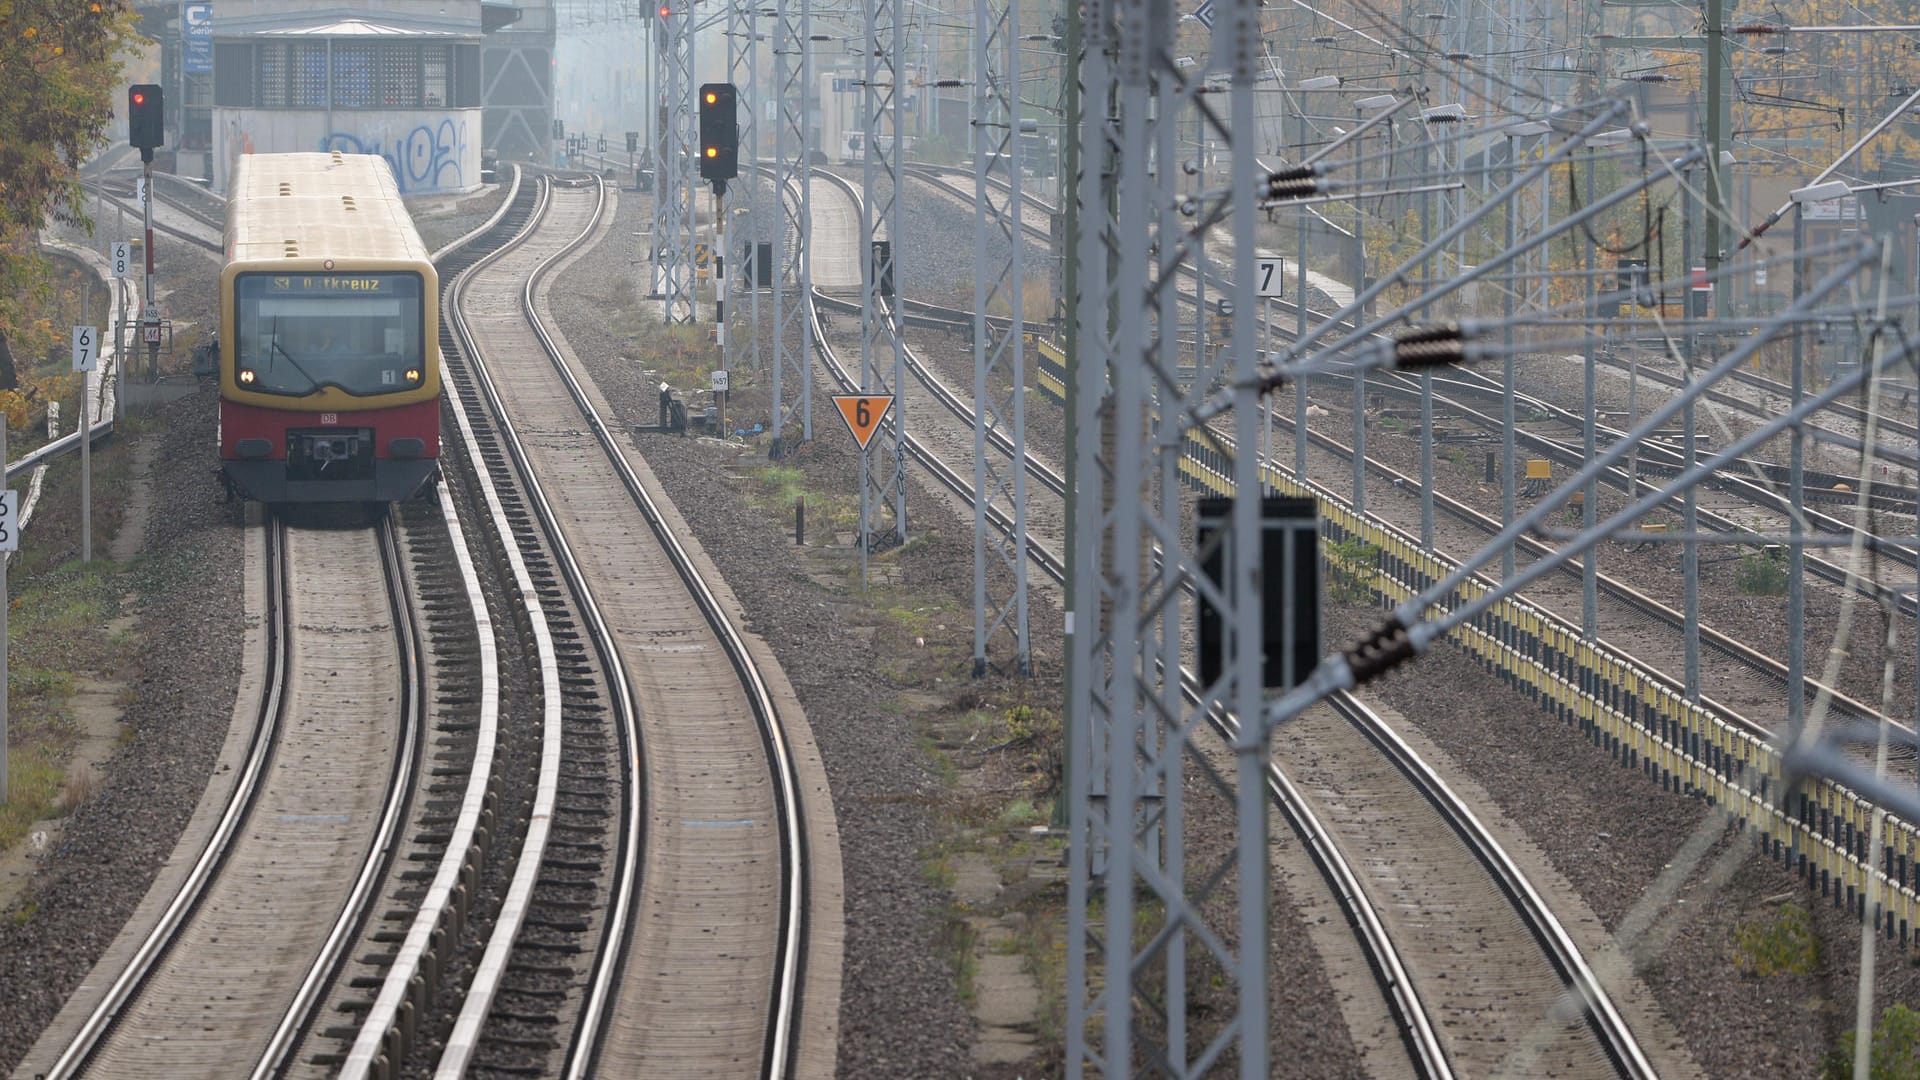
left=549, top=181, right=981, bottom=1074
left=0, top=389, right=243, bottom=1072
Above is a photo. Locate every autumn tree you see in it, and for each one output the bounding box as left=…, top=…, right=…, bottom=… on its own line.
left=0, top=0, right=140, bottom=413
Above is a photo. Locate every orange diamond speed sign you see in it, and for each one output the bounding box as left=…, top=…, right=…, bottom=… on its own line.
left=832, top=394, right=894, bottom=451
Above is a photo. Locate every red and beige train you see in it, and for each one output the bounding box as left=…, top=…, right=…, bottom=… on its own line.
left=217, top=151, right=441, bottom=503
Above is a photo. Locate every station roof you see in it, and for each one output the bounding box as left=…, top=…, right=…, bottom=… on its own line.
left=212, top=8, right=482, bottom=41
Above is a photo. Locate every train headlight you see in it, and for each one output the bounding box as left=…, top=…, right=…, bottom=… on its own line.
left=405, top=368, right=421, bottom=382
left=239, top=368, right=256, bottom=384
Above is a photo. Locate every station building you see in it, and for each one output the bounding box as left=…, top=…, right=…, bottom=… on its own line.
left=192, top=1, right=555, bottom=196
left=206, top=2, right=487, bottom=195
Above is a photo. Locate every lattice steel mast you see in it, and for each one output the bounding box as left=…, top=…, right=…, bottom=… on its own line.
left=655, top=4, right=698, bottom=323
left=771, top=0, right=815, bottom=453
left=1066, top=0, right=1270, bottom=1070
left=856, top=0, right=908, bottom=549
left=970, top=0, right=1032, bottom=674
left=727, top=0, right=760, bottom=377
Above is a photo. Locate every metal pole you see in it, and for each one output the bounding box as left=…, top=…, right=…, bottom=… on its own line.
left=1582, top=147, right=1597, bottom=638
left=115, top=275, right=127, bottom=425
left=1262, top=294, right=1272, bottom=490
left=1352, top=361, right=1365, bottom=516
left=80, top=363, right=90, bottom=564
left=1502, top=133, right=1516, bottom=579
left=1055, top=0, right=1081, bottom=834
left=1419, top=138, right=1434, bottom=545
left=1789, top=206, right=1806, bottom=730
left=143, top=158, right=155, bottom=382
left=1682, top=164, right=1701, bottom=698
left=1294, top=99, right=1307, bottom=479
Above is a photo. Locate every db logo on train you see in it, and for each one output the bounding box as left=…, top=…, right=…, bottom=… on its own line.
left=321, top=413, right=338, bottom=425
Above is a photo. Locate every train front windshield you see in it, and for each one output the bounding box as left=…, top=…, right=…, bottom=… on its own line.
left=234, top=272, right=426, bottom=396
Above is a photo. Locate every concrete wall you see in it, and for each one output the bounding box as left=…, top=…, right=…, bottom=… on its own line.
left=214, top=107, right=483, bottom=194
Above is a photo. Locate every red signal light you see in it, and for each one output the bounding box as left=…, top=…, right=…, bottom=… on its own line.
left=132, top=91, right=146, bottom=105
left=657, top=4, right=670, bottom=15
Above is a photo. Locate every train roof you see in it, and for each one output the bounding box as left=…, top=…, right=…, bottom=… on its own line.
left=226, top=152, right=430, bottom=265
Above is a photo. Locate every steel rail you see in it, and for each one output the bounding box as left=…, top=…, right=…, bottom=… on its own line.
left=1324, top=689, right=1657, bottom=1079
left=510, top=176, right=808, bottom=1080
left=80, top=180, right=222, bottom=254
left=403, top=176, right=570, bottom=1080
left=791, top=163, right=1456, bottom=1078
left=336, top=165, right=530, bottom=1079
left=39, top=512, right=432, bottom=1078
left=249, top=514, right=426, bottom=1077
left=447, top=172, right=648, bottom=1080
left=39, top=517, right=290, bottom=1077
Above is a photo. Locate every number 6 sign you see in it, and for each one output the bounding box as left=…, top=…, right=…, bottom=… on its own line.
left=831, top=394, right=894, bottom=451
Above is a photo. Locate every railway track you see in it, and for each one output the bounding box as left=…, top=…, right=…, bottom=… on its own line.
left=79, top=176, right=223, bottom=255
left=902, top=163, right=1913, bottom=751
left=21, top=508, right=436, bottom=1078
left=808, top=163, right=1661, bottom=1078
left=434, top=170, right=829, bottom=1078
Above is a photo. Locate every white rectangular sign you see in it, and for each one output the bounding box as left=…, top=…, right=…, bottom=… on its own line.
left=135, top=177, right=147, bottom=209
left=142, top=325, right=161, bottom=344
left=711, top=369, right=729, bottom=393
left=72, top=325, right=98, bottom=372
left=0, top=491, right=17, bottom=553
left=1254, top=257, right=1286, bottom=297
left=110, top=241, right=131, bottom=279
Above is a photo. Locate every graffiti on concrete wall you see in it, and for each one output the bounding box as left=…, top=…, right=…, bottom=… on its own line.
left=320, top=117, right=469, bottom=193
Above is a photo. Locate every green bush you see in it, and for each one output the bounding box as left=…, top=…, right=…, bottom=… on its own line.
left=1325, top=536, right=1381, bottom=604
left=1823, top=1004, right=1920, bottom=1080
left=1733, top=902, right=1818, bottom=977
left=1736, top=547, right=1790, bottom=596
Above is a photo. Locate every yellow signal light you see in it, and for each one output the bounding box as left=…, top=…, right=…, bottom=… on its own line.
left=706, top=146, right=718, bottom=157
left=705, top=91, right=718, bottom=104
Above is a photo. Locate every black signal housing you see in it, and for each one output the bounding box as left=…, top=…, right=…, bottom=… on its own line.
left=129, top=84, right=164, bottom=156
left=698, top=82, right=738, bottom=183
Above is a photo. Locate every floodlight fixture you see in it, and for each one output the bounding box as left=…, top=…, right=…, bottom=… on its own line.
left=1508, top=120, right=1552, bottom=137
left=1790, top=180, right=1852, bottom=203
left=1355, top=94, right=1397, bottom=110
left=1295, top=75, right=1342, bottom=90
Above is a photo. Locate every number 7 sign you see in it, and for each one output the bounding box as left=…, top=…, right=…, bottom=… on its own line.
left=1254, top=257, right=1285, bottom=297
